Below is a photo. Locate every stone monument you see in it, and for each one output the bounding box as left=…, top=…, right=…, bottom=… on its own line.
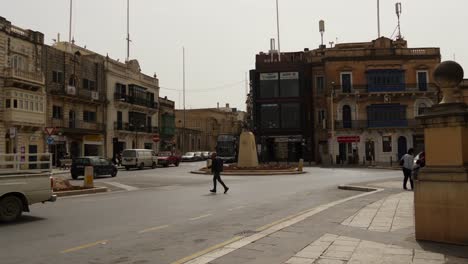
left=237, top=131, right=259, bottom=168
left=415, top=61, right=468, bottom=245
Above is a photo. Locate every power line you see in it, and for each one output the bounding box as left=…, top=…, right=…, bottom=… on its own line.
left=159, top=80, right=244, bottom=93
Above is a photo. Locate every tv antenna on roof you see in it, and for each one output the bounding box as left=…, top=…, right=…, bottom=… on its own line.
left=319, top=20, right=325, bottom=48
left=395, top=2, right=402, bottom=39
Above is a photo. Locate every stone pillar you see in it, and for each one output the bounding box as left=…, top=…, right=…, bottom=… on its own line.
left=415, top=61, right=468, bottom=245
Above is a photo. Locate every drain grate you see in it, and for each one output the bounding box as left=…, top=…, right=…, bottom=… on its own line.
left=234, top=230, right=259, bottom=237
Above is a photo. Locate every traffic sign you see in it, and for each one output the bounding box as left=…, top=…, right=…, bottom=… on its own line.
left=152, top=134, right=160, bottom=142
left=45, top=127, right=56, bottom=136
left=46, top=136, right=55, bottom=145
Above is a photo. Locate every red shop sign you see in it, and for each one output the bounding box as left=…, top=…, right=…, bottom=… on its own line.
left=337, top=136, right=360, bottom=143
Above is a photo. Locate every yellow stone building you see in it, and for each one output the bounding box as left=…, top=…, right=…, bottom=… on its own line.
left=0, top=17, right=46, bottom=159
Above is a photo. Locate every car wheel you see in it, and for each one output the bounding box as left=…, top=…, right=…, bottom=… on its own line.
left=152, top=162, right=157, bottom=169
left=175, top=162, right=179, bottom=167
left=71, top=173, right=78, bottom=180
left=125, top=166, right=130, bottom=171
left=0, top=195, right=23, bottom=222
left=163, top=164, right=169, bottom=167
left=139, top=163, right=144, bottom=170
left=111, top=169, right=117, bottom=177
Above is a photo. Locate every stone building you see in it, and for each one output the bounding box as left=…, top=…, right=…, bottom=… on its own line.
left=54, top=42, right=160, bottom=159
left=174, top=104, right=245, bottom=153
left=251, top=37, right=441, bottom=164
left=42, top=45, right=106, bottom=164
left=0, top=17, right=46, bottom=160
left=159, top=96, right=175, bottom=151
left=314, top=37, right=440, bottom=164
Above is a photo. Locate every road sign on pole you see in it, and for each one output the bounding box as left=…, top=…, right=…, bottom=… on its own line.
left=46, top=136, right=55, bottom=145
left=152, top=134, right=160, bottom=143
left=45, top=127, right=56, bottom=136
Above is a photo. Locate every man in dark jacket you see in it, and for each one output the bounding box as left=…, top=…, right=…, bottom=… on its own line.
left=209, top=152, right=229, bottom=193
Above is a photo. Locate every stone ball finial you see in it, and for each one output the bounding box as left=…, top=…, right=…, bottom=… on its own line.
left=433, top=61, right=464, bottom=104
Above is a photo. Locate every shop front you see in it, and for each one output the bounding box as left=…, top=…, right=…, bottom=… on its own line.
left=260, top=135, right=306, bottom=163
left=83, top=135, right=104, bottom=156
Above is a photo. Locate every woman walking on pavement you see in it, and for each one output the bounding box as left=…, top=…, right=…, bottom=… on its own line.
left=209, top=152, right=229, bottom=194
left=400, top=148, right=415, bottom=190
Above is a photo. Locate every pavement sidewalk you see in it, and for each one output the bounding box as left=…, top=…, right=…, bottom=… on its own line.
left=182, top=181, right=468, bottom=264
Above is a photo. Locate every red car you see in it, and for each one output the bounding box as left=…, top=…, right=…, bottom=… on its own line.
left=157, top=152, right=181, bottom=167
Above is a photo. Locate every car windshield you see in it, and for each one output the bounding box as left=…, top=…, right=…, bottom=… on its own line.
left=195, top=152, right=202, bottom=155
left=158, top=152, right=171, bottom=157
left=122, top=150, right=136, bottom=157
left=184, top=152, right=194, bottom=156
left=74, top=158, right=91, bottom=165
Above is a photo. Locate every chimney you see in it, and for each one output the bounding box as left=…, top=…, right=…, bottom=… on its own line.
left=226, top=103, right=229, bottom=108
left=217, top=102, right=219, bottom=109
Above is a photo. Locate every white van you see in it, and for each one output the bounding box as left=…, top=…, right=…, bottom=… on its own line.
left=121, top=149, right=157, bottom=170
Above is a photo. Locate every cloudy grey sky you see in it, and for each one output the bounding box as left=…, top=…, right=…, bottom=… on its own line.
left=4, top=0, right=467, bottom=110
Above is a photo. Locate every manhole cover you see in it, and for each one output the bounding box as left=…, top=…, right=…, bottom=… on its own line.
left=235, top=230, right=259, bottom=236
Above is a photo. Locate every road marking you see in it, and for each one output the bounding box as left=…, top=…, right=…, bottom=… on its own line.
left=138, top=225, right=169, bottom=234
left=189, top=214, right=212, bottom=221
left=60, top=240, right=109, bottom=254
left=228, top=206, right=245, bottom=211
left=173, top=186, right=384, bottom=264
left=103, top=181, right=139, bottom=191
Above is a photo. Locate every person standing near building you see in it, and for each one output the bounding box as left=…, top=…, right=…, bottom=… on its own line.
left=209, top=152, right=229, bottom=194
left=400, top=148, right=415, bottom=190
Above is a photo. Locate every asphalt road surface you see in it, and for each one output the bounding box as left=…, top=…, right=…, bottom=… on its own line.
left=0, top=162, right=401, bottom=264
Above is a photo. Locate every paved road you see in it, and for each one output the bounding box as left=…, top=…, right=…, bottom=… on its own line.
left=0, top=162, right=401, bottom=264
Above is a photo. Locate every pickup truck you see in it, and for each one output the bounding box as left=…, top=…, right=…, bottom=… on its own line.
left=0, top=153, right=57, bottom=222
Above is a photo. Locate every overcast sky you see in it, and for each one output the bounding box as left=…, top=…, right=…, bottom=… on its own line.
left=4, top=0, right=467, bottom=110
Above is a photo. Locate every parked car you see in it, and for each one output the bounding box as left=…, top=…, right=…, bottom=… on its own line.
left=71, top=156, right=118, bottom=179
left=121, top=149, right=158, bottom=170
left=181, top=152, right=197, bottom=162
left=0, top=153, right=57, bottom=222
left=201, top=151, right=211, bottom=160
left=194, top=152, right=203, bottom=161
left=157, top=152, right=181, bottom=167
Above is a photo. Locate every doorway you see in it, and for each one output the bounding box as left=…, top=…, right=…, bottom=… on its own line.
left=365, top=141, right=375, bottom=161
left=342, top=105, right=352, bottom=128
left=69, top=110, right=76, bottom=129
left=398, top=136, right=407, bottom=160
left=28, top=145, right=37, bottom=169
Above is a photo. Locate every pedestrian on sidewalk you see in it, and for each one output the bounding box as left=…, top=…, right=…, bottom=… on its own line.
left=400, top=148, right=415, bottom=190
left=208, top=152, right=229, bottom=194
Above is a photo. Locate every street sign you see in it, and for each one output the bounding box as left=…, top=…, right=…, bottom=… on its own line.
left=45, top=127, right=55, bottom=136
left=152, top=134, right=160, bottom=143
left=337, top=136, right=360, bottom=143
left=46, top=136, right=55, bottom=145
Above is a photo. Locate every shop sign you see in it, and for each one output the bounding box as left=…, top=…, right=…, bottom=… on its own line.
left=337, top=136, right=360, bottom=143
left=83, top=135, right=104, bottom=145
left=260, top=73, right=279, bottom=81
left=280, top=72, right=299, bottom=80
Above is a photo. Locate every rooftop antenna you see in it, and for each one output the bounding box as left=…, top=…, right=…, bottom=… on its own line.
left=126, top=0, right=132, bottom=62
left=276, top=0, right=281, bottom=62
left=395, top=2, right=402, bottom=39
left=319, top=20, right=325, bottom=48
left=69, top=0, right=73, bottom=43
left=270, top=38, right=276, bottom=61
left=377, top=0, right=381, bottom=38
left=329, top=41, right=334, bottom=48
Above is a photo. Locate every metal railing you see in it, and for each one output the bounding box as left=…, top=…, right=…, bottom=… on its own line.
left=114, top=122, right=158, bottom=133
left=335, top=119, right=422, bottom=129
left=0, top=153, right=52, bottom=173
left=114, top=92, right=158, bottom=109
left=333, top=83, right=437, bottom=95
left=52, top=119, right=104, bottom=131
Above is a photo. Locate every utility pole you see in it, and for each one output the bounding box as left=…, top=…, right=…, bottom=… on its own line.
left=69, top=0, right=73, bottom=43
left=377, top=0, right=381, bottom=38
left=276, top=0, right=281, bottom=61
left=182, top=47, right=186, bottom=153
left=330, top=82, right=335, bottom=165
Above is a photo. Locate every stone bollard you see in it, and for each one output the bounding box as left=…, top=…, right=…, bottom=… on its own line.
left=83, top=166, right=94, bottom=188
left=298, top=159, right=304, bottom=172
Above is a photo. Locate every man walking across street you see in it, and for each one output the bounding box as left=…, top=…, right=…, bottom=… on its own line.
left=400, top=148, right=415, bottom=190
left=209, top=152, right=229, bottom=194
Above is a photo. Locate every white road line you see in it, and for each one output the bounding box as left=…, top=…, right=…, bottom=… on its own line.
left=177, top=186, right=384, bottom=264
left=189, top=214, right=212, bottom=221
left=103, top=181, right=139, bottom=191
left=138, top=225, right=169, bottom=234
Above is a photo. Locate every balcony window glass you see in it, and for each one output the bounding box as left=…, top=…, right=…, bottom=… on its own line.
left=316, top=76, right=324, bottom=94
left=281, top=103, right=300, bottom=129
left=280, top=72, right=299, bottom=97
left=53, top=106, right=63, bottom=119
left=260, top=104, right=279, bottom=129
left=39, top=103, right=43, bottom=112
left=342, top=105, right=352, bottom=128
left=367, top=104, right=407, bottom=128
left=83, top=111, right=97, bottom=122
left=52, top=71, right=64, bottom=83
left=24, top=101, right=28, bottom=110
left=367, top=69, right=405, bottom=92
left=30, top=102, right=33, bottom=110
left=417, top=71, right=428, bottom=91
left=382, top=136, right=392, bottom=152
left=13, top=100, right=18, bottom=109
left=19, top=100, right=23, bottom=109
left=5, top=99, right=10, bottom=108
left=11, top=55, right=25, bottom=71
left=341, top=73, right=352, bottom=93
left=418, top=103, right=428, bottom=116
left=259, top=73, right=279, bottom=98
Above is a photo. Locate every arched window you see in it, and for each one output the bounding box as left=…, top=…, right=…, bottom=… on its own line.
left=418, top=103, right=427, bottom=116
left=342, top=105, right=352, bottom=128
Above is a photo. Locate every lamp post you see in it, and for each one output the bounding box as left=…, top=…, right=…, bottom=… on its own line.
left=330, top=82, right=335, bottom=164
